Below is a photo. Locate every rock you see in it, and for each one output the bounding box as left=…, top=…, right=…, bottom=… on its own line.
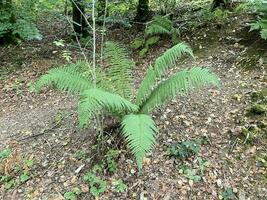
left=81, top=184, right=89, bottom=193
left=234, top=43, right=240, bottom=49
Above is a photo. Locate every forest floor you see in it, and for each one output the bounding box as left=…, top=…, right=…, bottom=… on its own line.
left=0, top=11, right=267, bottom=200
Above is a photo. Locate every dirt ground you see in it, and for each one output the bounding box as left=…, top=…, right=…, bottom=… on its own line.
left=0, top=12, right=266, bottom=200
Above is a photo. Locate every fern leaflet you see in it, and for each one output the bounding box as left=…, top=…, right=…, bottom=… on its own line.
left=121, top=114, right=157, bottom=170
left=154, top=42, right=194, bottom=77
left=78, top=88, right=138, bottom=127
left=104, top=41, right=135, bottom=99
left=139, top=67, right=220, bottom=113
left=33, top=64, right=92, bottom=94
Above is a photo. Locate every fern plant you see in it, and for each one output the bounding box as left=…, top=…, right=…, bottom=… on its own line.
left=131, top=16, right=179, bottom=58
left=250, top=1, right=267, bottom=39
left=34, top=42, right=220, bottom=170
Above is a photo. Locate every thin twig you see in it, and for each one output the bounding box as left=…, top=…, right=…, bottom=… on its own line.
left=100, top=0, right=108, bottom=64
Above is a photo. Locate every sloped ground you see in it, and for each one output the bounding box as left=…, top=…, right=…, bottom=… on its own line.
left=0, top=15, right=266, bottom=200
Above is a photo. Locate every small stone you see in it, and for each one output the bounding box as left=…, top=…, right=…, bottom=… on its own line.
left=234, top=43, right=240, bottom=49
left=63, top=181, right=70, bottom=187
left=143, top=157, right=151, bottom=165
left=233, top=187, right=238, bottom=193
left=189, top=180, right=194, bottom=186
left=71, top=176, right=77, bottom=184
left=81, top=184, right=89, bottom=193
left=217, top=179, right=222, bottom=187
left=130, top=169, right=136, bottom=174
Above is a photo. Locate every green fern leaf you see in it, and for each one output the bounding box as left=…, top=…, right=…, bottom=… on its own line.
left=104, top=41, right=135, bottom=99
left=139, top=67, right=220, bottom=113
left=33, top=64, right=92, bottom=94
left=146, top=16, right=173, bottom=36
left=146, top=24, right=171, bottom=36
left=78, top=88, right=138, bottom=127
left=135, top=65, right=156, bottom=106
left=121, top=114, right=157, bottom=170
left=135, top=42, right=194, bottom=106
left=154, top=42, right=194, bottom=77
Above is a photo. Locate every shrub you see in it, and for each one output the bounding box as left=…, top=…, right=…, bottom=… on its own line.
left=0, top=0, right=42, bottom=42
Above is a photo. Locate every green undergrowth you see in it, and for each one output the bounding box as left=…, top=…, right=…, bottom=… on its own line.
left=0, top=148, right=34, bottom=191
left=235, top=89, right=267, bottom=144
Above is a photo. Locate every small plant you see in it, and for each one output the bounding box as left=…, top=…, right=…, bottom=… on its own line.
left=167, top=140, right=201, bottom=159
left=248, top=104, right=267, bottom=116
left=220, top=187, right=236, bottom=200
left=198, top=158, right=209, bottom=175
left=257, top=153, right=267, bottom=168
left=241, top=126, right=261, bottom=144
left=179, top=158, right=209, bottom=182
left=0, top=148, right=34, bottom=190
left=0, top=148, right=12, bottom=160
left=179, top=164, right=201, bottom=182
left=64, top=187, right=82, bottom=200
left=113, top=179, right=127, bottom=193
left=131, top=16, right=179, bottom=57
left=213, top=8, right=230, bottom=25
left=247, top=89, right=267, bottom=117
left=74, top=149, right=87, bottom=160
left=33, top=41, right=220, bottom=170
left=19, top=173, right=30, bottom=183
left=83, top=171, right=107, bottom=198
left=53, top=40, right=72, bottom=62
left=104, top=149, right=121, bottom=172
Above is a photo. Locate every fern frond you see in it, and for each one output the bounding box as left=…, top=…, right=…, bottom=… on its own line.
left=104, top=41, right=135, bottom=99
left=33, top=64, right=92, bottom=94
left=78, top=88, right=138, bottom=127
left=154, top=42, right=194, bottom=77
left=135, top=42, right=194, bottom=106
left=121, top=114, right=157, bottom=170
left=145, top=16, right=173, bottom=36
left=250, top=19, right=267, bottom=39
left=139, top=67, right=220, bottom=113
left=146, top=24, right=171, bottom=36
left=135, top=65, right=156, bottom=106
left=74, top=60, right=114, bottom=91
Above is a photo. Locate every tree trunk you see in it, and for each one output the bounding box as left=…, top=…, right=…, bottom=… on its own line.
left=72, top=0, right=88, bottom=37
left=211, top=0, right=231, bottom=11
left=135, top=0, right=149, bottom=22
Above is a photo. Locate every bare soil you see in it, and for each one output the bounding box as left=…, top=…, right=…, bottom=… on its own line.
left=0, top=13, right=266, bottom=200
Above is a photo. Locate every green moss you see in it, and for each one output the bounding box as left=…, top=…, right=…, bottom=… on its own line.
left=139, top=48, right=148, bottom=58
left=248, top=104, right=267, bottom=116
left=251, top=88, right=267, bottom=103
left=131, top=38, right=144, bottom=50
left=145, top=36, right=160, bottom=48
left=242, top=126, right=260, bottom=144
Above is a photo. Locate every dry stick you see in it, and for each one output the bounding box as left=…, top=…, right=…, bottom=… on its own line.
left=66, top=15, right=95, bottom=79
left=92, top=0, right=97, bottom=85
left=70, top=0, right=104, bottom=149
left=100, top=0, right=109, bottom=64
left=91, top=0, right=105, bottom=149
